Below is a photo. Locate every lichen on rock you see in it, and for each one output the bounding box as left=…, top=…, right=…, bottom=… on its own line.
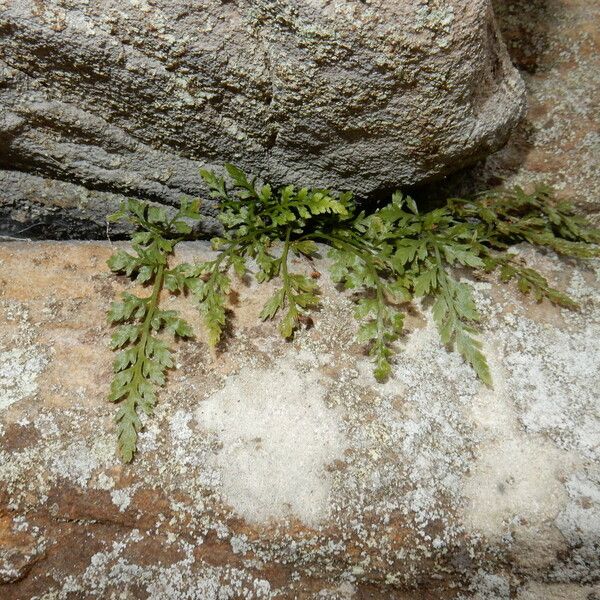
left=1, top=240, right=598, bottom=598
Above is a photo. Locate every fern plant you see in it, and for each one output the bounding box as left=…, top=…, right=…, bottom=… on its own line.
left=106, top=199, right=201, bottom=461
left=193, top=167, right=598, bottom=384
left=107, top=166, right=599, bottom=461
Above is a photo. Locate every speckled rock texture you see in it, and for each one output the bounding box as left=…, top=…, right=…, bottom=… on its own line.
left=0, top=0, right=526, bottom=236
left=1, top=241, right=599, bottom=599
left=431, top=0, right=600, bottom=218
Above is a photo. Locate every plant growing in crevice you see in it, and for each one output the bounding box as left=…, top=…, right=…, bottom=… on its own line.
left=107, top=166, right=599, bottom=461
left=106, top=199, right=201, bottom=461
left=191, top=167, right=598, bottom=384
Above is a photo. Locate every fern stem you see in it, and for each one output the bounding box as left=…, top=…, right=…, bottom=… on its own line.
left=432, top=242, right=454, bottom=309
left=135, top=263, right=165, bottom=377
left=137, top=264, right=163, bottom=371
left=204, top=241, right=240, bottom=288
left=311, top=231, right=388, bottom=356
left=280, top=226, right=293, bottom=305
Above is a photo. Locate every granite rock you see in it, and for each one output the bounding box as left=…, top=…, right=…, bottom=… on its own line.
left=429, top=0, right=600, bottom=219
left=0, top=0, right=525, bottom=235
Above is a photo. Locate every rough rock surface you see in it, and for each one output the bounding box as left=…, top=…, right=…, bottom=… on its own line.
left=0, top=0, right=525, bottom=236
left=430, top=0, right=600, bottom=218
left=1, top=241, right=599, bottom=599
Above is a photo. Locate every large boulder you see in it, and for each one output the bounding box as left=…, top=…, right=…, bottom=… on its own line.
left=0, top=0, right=525, bottom=236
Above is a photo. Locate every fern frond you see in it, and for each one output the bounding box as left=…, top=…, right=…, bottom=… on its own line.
left=107, top=198, right=200, bottom=462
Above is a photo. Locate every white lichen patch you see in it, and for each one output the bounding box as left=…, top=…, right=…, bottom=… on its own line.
left=0, top=409, right=118, bottom=512
left=197, top=353, right=347, bottom=526
left=553, top=470, right=600, bottom=581
left=0, top=347, right=47, bottom=411
left=56, top=531, right=273, bottom=600
left=461, top=253, right=600, bottom=574
left=462, top=369, right=576, bottom=541
left=48, top=437, right=115, bottom=488
left=110, top=487, right=134, bottom=512
left=458, top=570, right=511, bottom=600
left=320, top=314, right=485, bottom=576
left=0, top=302, right=48, bottom=412
left=516, top=582, right=600, bottom=600
left=0, top=516, right=46, bottom=585
left=500, top=313, right=600, bottom=461
left=462, top=433, right=571, bottom=538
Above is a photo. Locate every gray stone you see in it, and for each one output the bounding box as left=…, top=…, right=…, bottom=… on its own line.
left=0, top=0, right=525, bottom=235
